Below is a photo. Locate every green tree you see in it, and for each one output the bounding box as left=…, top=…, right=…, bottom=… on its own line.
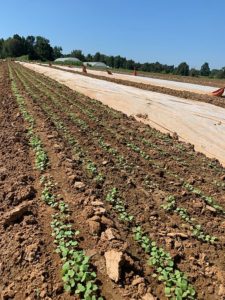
left=26, top=35, right=35, bottom=46
left=0, top=38, right=4, bottom=58
left=25, top=35, right=37, bottom=59
left=119, top=57, right=127, bottom=69
left=93, top=52, right=101, bottom=62
left=126, top=59, right=135, bottom=70
left=200, top=62, right=210, bottom=76
left=53, top=46, right=62, bottom=59
left=70, top=49, right=85, bottom=61
left=209, top=69, right=219, bottom=78
left=190, top=68, right=200, bottom=77
left=176, top=62, right=190, bottom=76
left=86, top=53, right=93, bottom=62
left=34, top=36, right=54, bottom=61
left=105, top=56, right=114, bottom=67
left=113, top=55, right=122, bottom=68
left=215, top=67, right=225, bottom=79
left=2, top=34, right=27, bottom=57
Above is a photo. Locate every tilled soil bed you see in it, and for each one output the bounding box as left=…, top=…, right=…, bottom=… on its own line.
left=0, top=61, right=225, bottom=300
left=0, top=63, right=70, bottom=299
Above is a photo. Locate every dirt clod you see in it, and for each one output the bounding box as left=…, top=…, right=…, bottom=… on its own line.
left=132, top=276, right=145, bottom=286
left=2, top=201, right=32, bottom=228
left=87, top=220, right=101, bottom=235
left=74, top=181, right=85, bottom=190
left=105, top=250, right=123, bottom=282
left=142, top=293, right=156, bottom=300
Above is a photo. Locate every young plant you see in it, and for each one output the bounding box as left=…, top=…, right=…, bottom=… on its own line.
left=162, top=196, right=218, bottom=244
left=106, top=188, right=134, bottom=223
left=133, top=226, right=196, bottom=300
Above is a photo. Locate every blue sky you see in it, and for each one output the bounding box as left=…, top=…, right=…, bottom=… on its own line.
left=1, top=0, right=225, bottom=69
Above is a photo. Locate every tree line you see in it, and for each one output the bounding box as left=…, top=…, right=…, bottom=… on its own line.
left=1, top=34, right=225, bottom=79
left=0, top=34, right=62, bottom=61
left=70, top=51, right=225, bottom=79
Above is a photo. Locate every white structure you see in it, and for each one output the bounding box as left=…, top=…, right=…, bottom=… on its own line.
left=83, top=62, right=109, bottom=68
left=54, top=57, right=81, bottom=63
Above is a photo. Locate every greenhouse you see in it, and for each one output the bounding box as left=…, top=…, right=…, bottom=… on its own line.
left=54, top=57, right=81, bottom=62
left=83, top=61, right=109, bottom=68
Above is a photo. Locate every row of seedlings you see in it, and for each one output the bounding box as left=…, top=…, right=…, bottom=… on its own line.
left=10, top=66, right=103, bottom=300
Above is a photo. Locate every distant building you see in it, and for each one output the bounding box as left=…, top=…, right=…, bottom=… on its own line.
left=54, top=57, right=81, bottom=63
left=83, top=62, right=109, bottom=68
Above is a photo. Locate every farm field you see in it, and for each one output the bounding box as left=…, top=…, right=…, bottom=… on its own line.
left=43, top=64, right=218, bottom=94
left=1, top=61, right=225, bottom=300
left=100, top=69, right=225, bottom=89
left=32, top=62, right=225, bottom=110
left=110, top=71, right=225, bottom=89
left=42, top=63, right=225, bottom=89
left=19, top=62, right=225, bottom=166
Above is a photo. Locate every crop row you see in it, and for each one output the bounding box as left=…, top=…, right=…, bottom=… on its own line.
left=12, top=64, right=220, bottom=245
left=11, top=62, right=222, bottom=272
left=10, top=64, right=197, bottom=299
left=15, top=64, right=225, bottom=214
left=18, top=63, right=225, bottom=177
left=10, top=66, right=103, bottom=300
left=12, top=64, right=225, bottom=225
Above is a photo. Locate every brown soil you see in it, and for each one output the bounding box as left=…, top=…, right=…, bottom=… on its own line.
left=1, top=61, right=225, bottom=300
left=0, top=63, right=70, bottom=299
